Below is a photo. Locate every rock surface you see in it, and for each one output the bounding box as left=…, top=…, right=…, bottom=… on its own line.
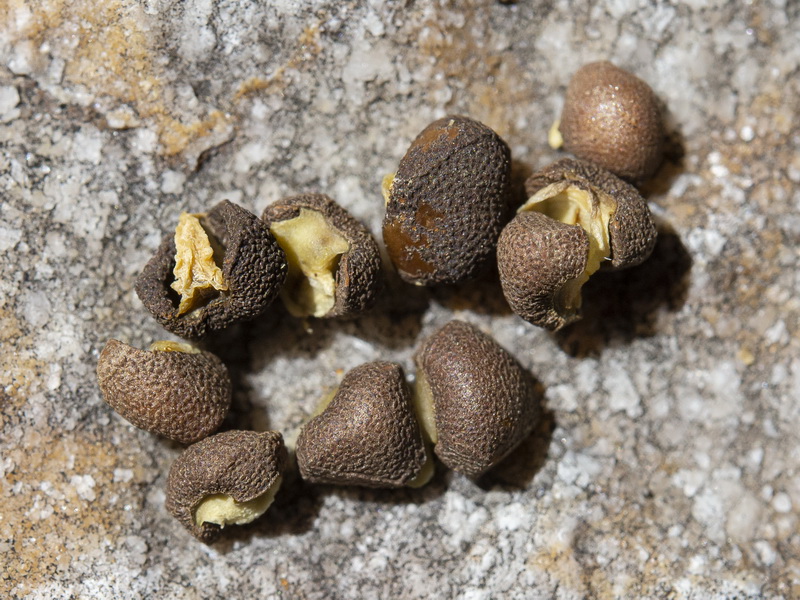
left=1, top=1, right=799, bottom=598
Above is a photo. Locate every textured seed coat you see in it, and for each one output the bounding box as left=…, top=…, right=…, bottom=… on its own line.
left=383, top=115, right=512, bottom=285
left=262, top=193, right=384, bottom=318
left=136, top=200, right=287, bottom=339
left=96, top=339, right=231, bottom=444
left=166, top=430, right=287, bottom=543
left=558, top=61, right=665, bottom=182
left=296, top=362, right=428, bottom=488
left=415, top=320, right=540, bottom=477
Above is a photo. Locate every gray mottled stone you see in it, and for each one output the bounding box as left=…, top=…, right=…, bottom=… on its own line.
left=1, top=1, right=799, bottom=598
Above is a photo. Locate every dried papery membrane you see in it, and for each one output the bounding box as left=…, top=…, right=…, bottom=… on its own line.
left=171, top=213, right=228, bottom=315
left=135, top=200, right=287, bottom=339
left=269, top=208, right=350, bottom=318
left=148, top=340, right=201, bottom=353
left=411, top=370, right=438, bottom=445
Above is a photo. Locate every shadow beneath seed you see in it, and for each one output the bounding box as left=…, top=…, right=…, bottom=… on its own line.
left=476, top=383, right=555, bottom=491
left=638, top=109, right=686, bottom=197
left=212, top=467, right=323, bottom=549
left=509, top=158, right=534, bottom=212
left=346, top=263, right=430, bottom=350
left=554, top=219, right=692, bottom=358
left=428, top=264, right=514, bottom=317
left=313, top=458, right=453, bottom=507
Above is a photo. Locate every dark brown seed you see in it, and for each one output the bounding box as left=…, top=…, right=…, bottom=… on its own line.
left=498, top=158, right=657, bottom=330
left=166, top=430, right=287, bottom=543
left=414, top=320, right=540, bottom=478
left=296, top=362, right=429, bottom=488
left=96, top=339, right=231, bottom=444
left=135, top=200, right=287, bottom=339
left=556, top=61, right=665, bottom=182
left=262, top=193, right=384, bottom=319
left=382, top=115, right=512, bottom=286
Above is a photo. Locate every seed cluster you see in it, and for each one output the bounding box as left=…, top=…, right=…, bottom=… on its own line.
left=97, top=61, right=667, bottom=542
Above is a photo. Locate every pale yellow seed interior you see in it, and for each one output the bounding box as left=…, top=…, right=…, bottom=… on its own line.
left=381, top=173, right=395, bottom=206
left=406, top=445, right=435, bottom=488
left=548, top=119, right=564, bottom=149
left=406, top=370, right=437, bottom=488
left=148, top=340, right=201, bottom=354
left=269, top=208, right=350, bottom=318
left=171, top=213, right=228, bottom=315
left=411, top=371, right=438, bottom=445
left=193, top=475, right=283, bottom=528
left=519, top=182, right=616, bottom=312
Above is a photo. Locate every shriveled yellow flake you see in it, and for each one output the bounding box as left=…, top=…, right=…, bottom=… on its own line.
left=170, top=213, right=228, bottom=315
left=269, top=208, right=350, bottom=318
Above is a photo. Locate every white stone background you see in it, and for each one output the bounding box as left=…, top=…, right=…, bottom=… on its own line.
left=1, top=0, right=799, bottom=598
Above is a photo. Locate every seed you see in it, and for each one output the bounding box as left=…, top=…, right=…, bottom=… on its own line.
left=135, top=200, right=287, bottom=339
left=262, top=193, right=384, bottom=319
left=382, top=115, right=512, bottom=286
left=414, top=320, right=540, bottom=478
left=166, top=430, right=287, bottom=543
left=553, top=61, right=665, bottom=182
left=296, top=361, right=431, bottom=488
left=96, top=339, right=231, bottom=444
left=497, top=158, right=657, bottom=330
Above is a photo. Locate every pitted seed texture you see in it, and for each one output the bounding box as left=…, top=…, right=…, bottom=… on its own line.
left=414, top=320, right=540, bottom=478
left=553, top=61, right=665, bottom=182
left=262, top=193, right=384, bottom=318
left=166, top=430, right=287, bottom=543
left=135, top=200, right=287, bottom=339
left=498, top=158, right=657, bottom=330
left=296, top=362, right=431, bottom=488
left=96, top=339, right=231, bottom=444
left=382, top=115, right=512, bottom=286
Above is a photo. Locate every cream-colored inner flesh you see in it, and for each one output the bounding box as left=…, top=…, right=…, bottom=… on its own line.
left=193, top=475, right=283, bottom=528
left=547, top=119, right=564, bottom=149
left=520, top=182, right=615, bottom=312
left=269, top=208, right=350, bottom=318
left=148, top=340, right=201, bottom=354
left=406, top=446, right=435, bottom=488
left=381, top=173, right=395, bottom=206
left=411, top=371, right=438, bottom=445
left=171, top=213, right=228, bottom=315
left=311, top=386, right=339, bottom=418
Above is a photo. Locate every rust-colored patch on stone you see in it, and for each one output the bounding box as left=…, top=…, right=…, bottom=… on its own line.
left=0, top=430, right=140, bottom=597
left=4, top=0, right=233, bottom=163
left=234, top=23, right=322, bottom=102
left=0, top=308, right=42, bottom=418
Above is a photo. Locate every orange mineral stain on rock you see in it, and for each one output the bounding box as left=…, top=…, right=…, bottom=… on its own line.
left=0, top=430, right=141, bottom=597
left=233, top=23, right=322, bottom=102
left=0, top=308, right=42, bottom=419
left=3, top=0, right=233, bottom=164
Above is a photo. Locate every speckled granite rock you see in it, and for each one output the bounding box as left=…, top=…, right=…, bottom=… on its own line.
left=2, top=1, right=799, bottom=598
